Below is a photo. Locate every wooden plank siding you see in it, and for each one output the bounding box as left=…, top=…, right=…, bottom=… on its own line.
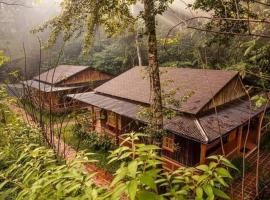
left=162, top=134, right=201, bottom=167
left=26, top=87, right=87, bottom=113
left=201, top=77, right=246, bottom=112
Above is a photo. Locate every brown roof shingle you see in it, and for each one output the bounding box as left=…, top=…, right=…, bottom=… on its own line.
left=34, top=65, right=89, bottom=85
left=95, top=66, right=239, bottom=115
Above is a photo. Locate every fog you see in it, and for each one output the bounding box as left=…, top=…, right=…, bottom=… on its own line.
left=0, top=0, right=199, bottom=79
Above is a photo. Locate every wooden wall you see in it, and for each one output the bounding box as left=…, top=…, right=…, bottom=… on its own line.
left=58, top=68, right=112, bottom=86
left=162, top=134, right=201, bottom=167
left=202, top=76, right=246, bottom=112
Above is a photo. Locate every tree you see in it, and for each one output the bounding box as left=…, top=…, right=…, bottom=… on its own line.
left=35, top=0, right=177, bottom=142
left=0, top=51, right=9, bottom=67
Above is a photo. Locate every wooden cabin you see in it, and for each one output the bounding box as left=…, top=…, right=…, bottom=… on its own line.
left=23, top=65, right=112, bottom=113
left=68, top=66, right=270, bottom=170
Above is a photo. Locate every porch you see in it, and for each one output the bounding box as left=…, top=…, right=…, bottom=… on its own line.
left=200, top=113, right=264, bottom=164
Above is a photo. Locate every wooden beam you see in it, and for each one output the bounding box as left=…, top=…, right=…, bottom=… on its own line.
left=256, top=111, right=266, bottom=196
left=115, top=114, right=119, bottom=145
left=237, top=126, right=243, bottom=153
left=200, top=144, right=207, bottom=164
left=91, top=106, right=95, bottom=131
left=256, top=114, right=264, bottom=144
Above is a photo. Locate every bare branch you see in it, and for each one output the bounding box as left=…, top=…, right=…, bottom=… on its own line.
left=253, top=0, right=270, bottom=6
left=187, top=26, right=270, bottom=38
left=0, top=1, right=31, bottom=8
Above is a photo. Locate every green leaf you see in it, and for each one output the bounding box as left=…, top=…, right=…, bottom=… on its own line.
left=209, top=162, right=217, bottom=170
left=140, top=173, right=157, bottom=191
left=128, top=180, right=138, bottom=200
left=128, top=160, right=138, bottom=178
left=137, top=191, right=161, bottom=200
left=213, top=188, right=230, bottom=199
left=196, top=165, right=209, bottom=172
left=111, top=167, right=127, bottom=186
left=203, top=184, right=213, bottom=197
left=196, top=187, right=203, bottom=198
left=0, top=180, right=8, bottom=190
left=216, top=167, right=232, bottom=178
left=220, top=157, right=238, bottom=171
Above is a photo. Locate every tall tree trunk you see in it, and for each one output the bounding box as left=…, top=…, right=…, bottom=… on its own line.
left=135, top=30, right=142, bottom=66
left=144, top=0, right=163, bottom=141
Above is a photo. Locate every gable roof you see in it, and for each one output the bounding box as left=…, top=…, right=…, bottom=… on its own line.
left=33, top=65, right=90, bottom=85
left=95, top=66, right=239, bottom=115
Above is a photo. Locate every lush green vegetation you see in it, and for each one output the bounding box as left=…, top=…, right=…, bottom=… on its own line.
left=230, top=156, right=252, bottom=180
left=61, top=125, right=120, bottom=174
left=261, top=130, right=270, bottom=152
left=20, top=99, right=73, bottom=124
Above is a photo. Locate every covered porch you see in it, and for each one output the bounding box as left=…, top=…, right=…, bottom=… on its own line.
left=200, top=113, right=265, bottom=164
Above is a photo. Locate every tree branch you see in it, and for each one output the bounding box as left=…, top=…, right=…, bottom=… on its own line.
left=0, top=1, right=31, bottom=8
left=187, top=25, right=270, bottom=38
left=253, top=0, right=270, bottom=6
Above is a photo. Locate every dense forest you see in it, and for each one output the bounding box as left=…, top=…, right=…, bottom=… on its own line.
left=1, top=0, right=270, bottom=199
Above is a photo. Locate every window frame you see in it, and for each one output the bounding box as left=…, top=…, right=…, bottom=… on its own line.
left=162, top=135, right=175, bottom=152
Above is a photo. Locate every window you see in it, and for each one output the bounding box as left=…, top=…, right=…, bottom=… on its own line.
left=162, top=136, right=174, bottom=152
left=107, top=111, right=117, bottom=127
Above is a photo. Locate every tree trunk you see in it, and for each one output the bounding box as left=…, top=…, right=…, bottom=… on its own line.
left=135, top=30, right=142, bottom=66
left=144, top=0, right=163, bottom=140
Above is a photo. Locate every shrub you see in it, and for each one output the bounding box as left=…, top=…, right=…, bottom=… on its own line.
left=230, top=156, right=252, bottom=180
left=257, top=170, right=270, bottom=200
left=261, top=131, right=270, bottom=152
left=83, top=131, right=115, bottom=151
left=72, top=124, right=115, bottom=152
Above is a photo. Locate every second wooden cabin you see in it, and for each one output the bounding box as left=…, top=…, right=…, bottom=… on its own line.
left=23, top=65, right=113, bottom=113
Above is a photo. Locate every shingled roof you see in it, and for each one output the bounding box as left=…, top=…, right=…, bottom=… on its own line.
left=95, top=66, right=239, bottom=115
left=34, top=65, right=89, bottom=85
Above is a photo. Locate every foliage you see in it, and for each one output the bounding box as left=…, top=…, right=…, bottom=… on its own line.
left=190, top=0, right=270, bottom=90
left=0, top=103, right=101, bottom=200
left=259, top=170, right=270, bottom=199
left=72, top=124, right=115, bottom=152
left=251, top=94, right=268, bottom=108
left=106, top=132, right=235, bottom=200
left=261, top=130, right=270, bottom=152
left=230, top=156, right=252, bottom=180
left=63, top=125, right=119, bottom=173
left=0, top=145, right=101, bottom=200
left=234, top=42, right=270, bottom=88
left=20, top=99, right=73, bottom=124
left=0, top=51, right=10, bottom=67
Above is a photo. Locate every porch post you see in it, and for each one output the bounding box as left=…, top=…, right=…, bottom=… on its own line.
left=256, top=113, right=264, bottom=144
left=256, top=112, right=265, bottom=196
left=200, top=144, right=207, bottom=164
left=91, top=106, right=95, bottom=131
left=115, top=114, right=119, bottom=145
left=237, top=126, right=243, bottom=153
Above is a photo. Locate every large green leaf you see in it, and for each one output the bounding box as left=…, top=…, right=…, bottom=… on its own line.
left=128, top=180, right=138, bottom=200
left=140, top=173, right=157, bottom=191
left=213, top=187, right=230, bottom=199
left=128, top=160, right=138, bottom=178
